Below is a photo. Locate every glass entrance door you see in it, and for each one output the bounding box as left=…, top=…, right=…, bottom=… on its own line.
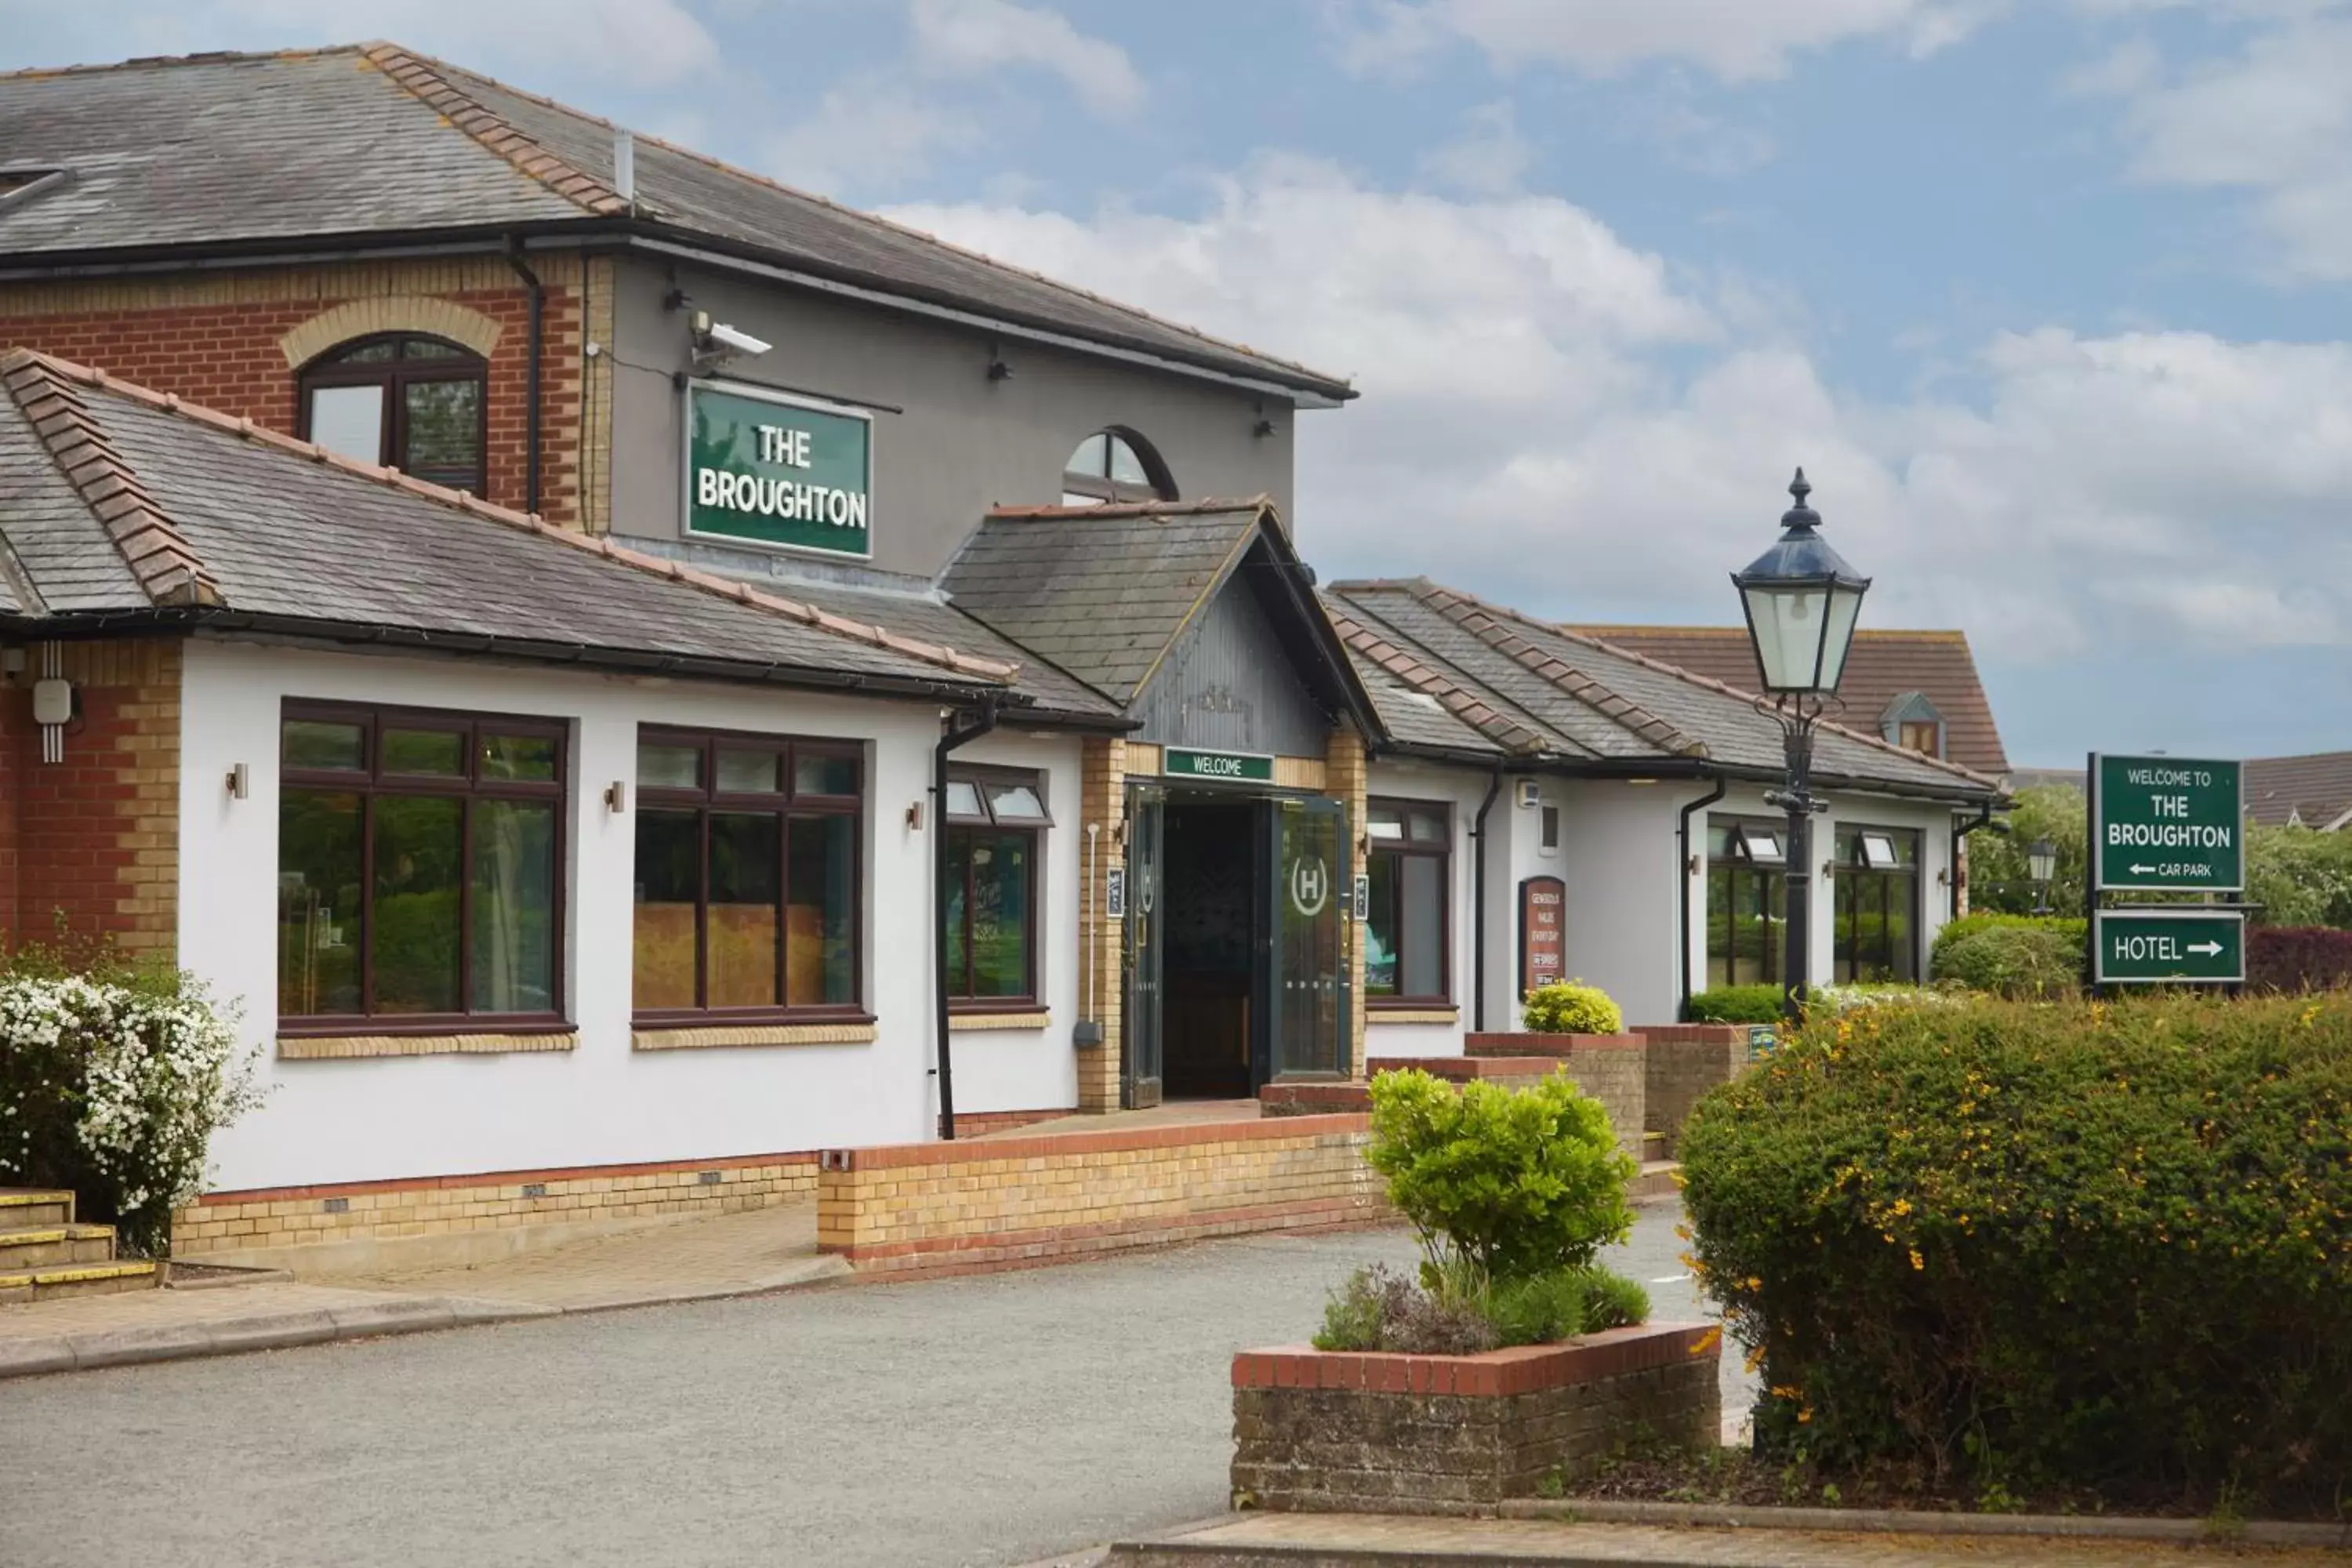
left=1270, top=796, right=1348, bottom=1079
left=1123, top=786, right=1165, bottom=1109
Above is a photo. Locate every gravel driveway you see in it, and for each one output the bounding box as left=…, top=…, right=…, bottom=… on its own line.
left=0, top=1207, right=1733, bottom=1568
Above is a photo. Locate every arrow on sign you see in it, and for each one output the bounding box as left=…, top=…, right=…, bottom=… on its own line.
left=2129, top=863, right=2158, bottom=874
left=2188, top=941, right=2224, bottom=956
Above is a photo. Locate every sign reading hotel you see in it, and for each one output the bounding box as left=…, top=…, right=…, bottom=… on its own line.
left=685, top=381, right=873, bottom=558
left=1163, top=747, right=1274, bottom=784
left=1519, top=875, right=1566, bottom=996
left=2094, top=909, right=2245, bottom=985
left=2089, top=753, right=2244, bottom=893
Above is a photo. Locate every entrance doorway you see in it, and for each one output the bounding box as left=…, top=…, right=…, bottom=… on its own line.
left=1122, top=786, right=1349, bottom=1107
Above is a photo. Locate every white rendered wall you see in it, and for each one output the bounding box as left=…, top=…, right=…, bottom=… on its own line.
left=1361, top=760, right=1497, bottom=1059
left=178, top=639, right=1082, bottom=1192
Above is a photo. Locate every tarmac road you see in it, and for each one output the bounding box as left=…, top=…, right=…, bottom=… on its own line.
left=0, top=1207, right=1728, bottom=1568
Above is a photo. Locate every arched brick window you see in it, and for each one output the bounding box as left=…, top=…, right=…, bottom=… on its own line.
left=299, top=332, right=488, bottom=495
left=1061, top=426, right=1174, bottom=506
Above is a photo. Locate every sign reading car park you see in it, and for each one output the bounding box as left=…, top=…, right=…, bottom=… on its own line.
left=2093, top=909, right=2245, bottom=985
left=2089, top=753, right=2244, bottom=894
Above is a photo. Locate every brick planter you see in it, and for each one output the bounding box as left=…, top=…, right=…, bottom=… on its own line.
left=1636, top=1024, right=1748, bottom=1157
left=1232, top=1322, right=1721, bottom=1513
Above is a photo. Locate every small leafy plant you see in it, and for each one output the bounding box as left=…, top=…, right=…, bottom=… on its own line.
left=1519, top=980, right=1624, bottom=1035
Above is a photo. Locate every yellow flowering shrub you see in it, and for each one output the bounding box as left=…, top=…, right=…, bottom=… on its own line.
left=1677, top=992, right=2352, bottom=1510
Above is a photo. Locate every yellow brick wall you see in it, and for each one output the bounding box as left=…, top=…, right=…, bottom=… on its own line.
left=816, top=1119, right=1385, bottom=1269
left=1325, top=723, right=1370, bottom=1080
left=1077, top=735, right=1128, bottom=1112
left=172, top=1155, right=819, bottom=1256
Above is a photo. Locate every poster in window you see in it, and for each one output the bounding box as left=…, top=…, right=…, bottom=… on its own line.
left=1519, top=875, right=1566, bottom=995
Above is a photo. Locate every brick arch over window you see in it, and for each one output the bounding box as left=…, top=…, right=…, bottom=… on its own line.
left=277, top=296, right=503, bottom=370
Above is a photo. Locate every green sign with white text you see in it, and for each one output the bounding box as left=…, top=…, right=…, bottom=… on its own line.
left=685, top=381, right=873, bottom=558
left=1163, top=747, right=1274, bottom=784
left=2090, top=753, right=2243, bottom=894
left=2093, top=909, right=2245, bottom=985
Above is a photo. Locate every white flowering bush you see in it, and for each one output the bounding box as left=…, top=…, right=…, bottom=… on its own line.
left=0, top=967, right=259, bottom=1256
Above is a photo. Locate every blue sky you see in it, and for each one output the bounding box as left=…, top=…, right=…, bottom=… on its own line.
left=7, top=0, right=2352, bottom=768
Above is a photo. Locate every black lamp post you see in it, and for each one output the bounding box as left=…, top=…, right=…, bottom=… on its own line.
left=2028, top=837, right=2057, bottom=916
left=1733, top=469, right=1871, bottom=1022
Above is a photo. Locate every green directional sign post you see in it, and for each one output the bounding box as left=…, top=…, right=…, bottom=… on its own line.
left=2089, top=753, right=2244, bottom=894
left=2093, top=909, right=2245, bottom=985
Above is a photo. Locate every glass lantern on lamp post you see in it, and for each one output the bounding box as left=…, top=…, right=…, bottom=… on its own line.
left=2028, top=837, right=2057, bottom=916
left=1733, top=468, right=1871, bottom=1022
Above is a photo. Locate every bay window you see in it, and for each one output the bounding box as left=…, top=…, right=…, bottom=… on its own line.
left=1365, top=799, right=1450, bottom=1004
left=276, top=703, right=564, bottom=1030
left=1834, top=826, right=1920, bottom=983
left=1704, top=818, right=1787, bottom=989
left=631, top=730, right=864, bottom=1019
left=942, top=769, right=1051, bottom=1007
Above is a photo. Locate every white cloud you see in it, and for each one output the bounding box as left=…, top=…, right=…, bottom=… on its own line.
left=1334, top=0, right=1994, bottom=82
left=118, top=0, right=721, bottom=84
left=890, top=162, right=2352, bottom=657
left=767, top=77, right=977, bottom=194
left=1420, top=100, right=1534, bottom=195
left=909, top=0, right=1145, bottom=118
left=2089, top=8, right=2352, bottom=280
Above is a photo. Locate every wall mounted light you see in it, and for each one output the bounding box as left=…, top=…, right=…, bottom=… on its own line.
left=1251, top=419, right=1276, bottom=438
left=907, top=800, right=926, bottom=830
left=604, top=781, right=628, bottom=814
left=225, top=762, right=250, bottom=801
left=986, top=358, right=1014, bottom=382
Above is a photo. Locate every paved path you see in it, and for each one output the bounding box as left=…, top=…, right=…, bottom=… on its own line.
left=0, top=1209, right=1728, bottom=1568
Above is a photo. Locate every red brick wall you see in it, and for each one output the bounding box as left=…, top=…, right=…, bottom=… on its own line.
left=0, top=639, right=182, bottom=959
left=0, top=257, right=594, bottom=528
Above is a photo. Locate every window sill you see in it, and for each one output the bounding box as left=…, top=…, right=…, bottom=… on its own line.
left=1368, top=1005, right=1461, bottom=1025
left=632, top=1021, right=879, bottom=1051
left=949, top=1010, right=1052, bottom=1032
left=278, top=1030, right=578, bottom=1061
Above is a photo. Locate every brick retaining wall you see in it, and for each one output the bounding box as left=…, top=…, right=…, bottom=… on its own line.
left=1231, top=1323, right=1722, bottom=1512
left=1260, top=1038, right=1647, bottom=1163
left=816, top=1114, right=1386, bottom=1275
left=1636, top=1025, right=1748, bottom=1156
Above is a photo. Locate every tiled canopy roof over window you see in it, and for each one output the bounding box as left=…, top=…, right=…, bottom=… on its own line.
left=0, top=45, right=1352, bottom=403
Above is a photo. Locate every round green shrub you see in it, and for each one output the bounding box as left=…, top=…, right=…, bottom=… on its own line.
left=1928, top=913, right=2084, bottom=975
left=1519, top=979, right=1624, bottom=1035
left=1930, top=923, right=2082, bottom=997
left=1686, top=984, right=1786, bottom=1024
left=1679, top=993, right=2352, bottom=1509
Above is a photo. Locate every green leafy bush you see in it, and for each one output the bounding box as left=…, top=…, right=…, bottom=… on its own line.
left=1928, top=913, right=2084, bottom=974
left=1930, top=923, right=2082, bottom=997
left=1366, top=1069, right=1635, bottom=1287
left=1315, top=1261, right=1649, bottom=1352
left=1686, top=985, right=1784, bottom=1024
left=1678, top=993, right=2352, bottom=1509
left=0, top=936, right=260, bottom=1255
left=1519, top=979, right=1624, bottom=1035
left=1486, top=1265, right=1650, bottom=1347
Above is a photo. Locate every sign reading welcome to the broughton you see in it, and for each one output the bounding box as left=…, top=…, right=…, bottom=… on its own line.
left=2093, top=909, right=2245, bottom=985
left=685, top=380, right=873, bottom=558
left=1163, top=747, right=1275, bottom=784
left=2089, top=753, right=2244, bottom=894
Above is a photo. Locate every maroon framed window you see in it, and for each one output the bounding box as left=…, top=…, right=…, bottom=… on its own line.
left=632, top=728, right=866, bottom=1022
left=298, top=332, right=488, bottom=495
left=942, top=768, right=1051, bottom=1010
left=275, top=702, right=568, bottom=1033
left=1365, top=798, right=1450, bottom=1005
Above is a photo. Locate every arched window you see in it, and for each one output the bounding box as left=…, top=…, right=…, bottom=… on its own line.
left=1061, top=427, right=1174, bottom=506
left=299, top=333, right=488, bottom=495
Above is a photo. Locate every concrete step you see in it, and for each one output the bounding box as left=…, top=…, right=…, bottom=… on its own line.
left=0, top=1223, right=120, bottom=1270
left=0, top=1189, right=74, bottom=1228
left=0, top=1258, right=161, bottom=1304
left=1632, top=1160, right=1682, bottom=1203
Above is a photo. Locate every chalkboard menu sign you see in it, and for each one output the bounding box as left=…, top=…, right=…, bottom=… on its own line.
left=1519, top=875, right=1566, bottom=994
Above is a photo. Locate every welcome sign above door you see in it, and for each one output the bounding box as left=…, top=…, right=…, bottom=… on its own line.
left=684, top=380, right=873, bottom=558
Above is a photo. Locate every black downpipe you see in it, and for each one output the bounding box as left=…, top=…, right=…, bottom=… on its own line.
left=1468, top=768, right=1505, bottom=1032
left=933, top=697, right=1001, bottom=1140
left=1675, top=775, right=1730, bottom=1018
left=503, top=242, right=546, bottom=516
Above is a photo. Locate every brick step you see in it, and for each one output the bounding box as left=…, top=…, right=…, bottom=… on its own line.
left=0, top=1258, right=160, bottom=1303
left=1632, top=1160, right=1682, bottom=1202
left=0, top=1223, right=121, bottom=1270
left=1642, top=1130, right=1667, bottom=1160
left=0, top=1189, right=74, bottom=1228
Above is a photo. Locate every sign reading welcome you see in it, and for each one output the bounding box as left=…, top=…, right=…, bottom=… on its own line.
left=1163, top=747, right=1274, bottom=784
left=685, top=381, right=873, bottom=558
left=2089, top=753, right=2243, bottom=894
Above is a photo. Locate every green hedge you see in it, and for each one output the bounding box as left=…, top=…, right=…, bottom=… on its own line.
left=1686, top=984, right=1784, bottom=1024
left=1678, top=993, right=2352, bottom=1509
left=1929, top=912, right=2084, bottom=971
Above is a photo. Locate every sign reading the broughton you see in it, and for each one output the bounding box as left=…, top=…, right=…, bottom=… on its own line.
left=2093, top=909, right=2245, bottom=985
left=2089, top=753, right=2243, bottom=894
left=1163, top=747, right=1275, bottom=784
left=685, top=381, right=873, bottom=558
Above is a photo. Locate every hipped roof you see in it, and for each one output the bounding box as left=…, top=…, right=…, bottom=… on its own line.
left=0, top=44, right=1352, bottom=402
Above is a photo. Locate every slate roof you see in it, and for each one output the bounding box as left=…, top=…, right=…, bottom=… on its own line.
left=2245, top=753, right=2352, bottom=829
left=941, top=499, right=1276, bottom=707
left=0, top=45, right=1352, bottom=402
left=0, top=350, right=1038, bottom=704
left=1570, top=624, right=2011, bottom=779
left=1327, top=579, right=2000, bottom=800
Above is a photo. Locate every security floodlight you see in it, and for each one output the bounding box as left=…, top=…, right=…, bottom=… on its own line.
left=705, top=322, right=772, bottom=358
